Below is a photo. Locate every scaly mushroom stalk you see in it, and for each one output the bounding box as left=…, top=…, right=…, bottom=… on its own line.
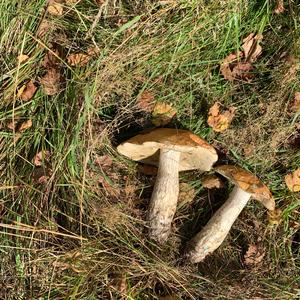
left=186, top=186, right=251, bottom=263
left=148, top=149, right=181, bottom=243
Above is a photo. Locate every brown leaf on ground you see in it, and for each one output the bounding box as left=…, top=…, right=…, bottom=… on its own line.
left=207, top=102, right=236, bottom=132
left=40, top=68, right=61, bottom=95
left=18, top=54, right=29, bottom=63
left=137, top=90, right=155, bottom=112
left=110, top=274, right=127, bottom=296
left=67, top=53, right=91, bottom=67
left=33, top=150, right=51, bottom=167
left=94, top=155, right=113, bottom=170
left=178, top=183, right=196, bottom=206
left=244, top=244, right=265, bottom=267
left=87, top=46, right=100, bottom=57
left=242, top=33, right=263, bottom=62
left=19, top=80, right=38, bottom=101
left=137, top=164, right=158, bottom=175
left=267, top=208, right=282, bottom=226
left=290, top=92, right=300, bottom=112
left=37, top=20, right=53, bottom=38
left=42, top=49, right=60, bottom=68
left=274, top=0, right=284, bottom=14
left=47, top=1, right=63, bottom=16
left=18, top=120, right=32, bottom=132
left=231, top=61, right=254, bottom=80
left=220, top=52, right=241, bottom=81
left=202, top=174, right=224, bottom=189
left=285, top=168, right=300, bottom=192
left=152, top=102, right=176, bottom=126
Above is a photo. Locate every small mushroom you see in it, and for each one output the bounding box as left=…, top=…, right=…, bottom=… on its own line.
left=186, top=165, right=275, bottom=263
left=117, top=128, right=218, bottom=243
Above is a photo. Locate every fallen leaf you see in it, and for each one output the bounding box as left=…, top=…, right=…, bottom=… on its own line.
left=220, top=52, right=241, bottom=81
left=267, top=208, right=282, bottom=226
left=19, top=80, right=38, bottom=101
left=137, top=90, right=155, bottom=112
left=231, top=61, right=254, bottom=80
left=18, top=120, right=32, bottom=132
left=244, top=244, right=265, bottom=266
left=33, top=150, right=51, bottom=167
left=202, top=174, right=224, bottom=189
left=37, top=20, right=53, bottom=38
left=18, top=54, right=29, bottom=63
left=274, top=0, right=284, bottom=14
left=207, top=102, right=236, bottom=132
left=67, top=53, right=91, bottom=67
left=47, top=1, right=63, bottom=16
left=290, top=92, right=300, bottom=112
left=87, top=46, right=100, bottom=56
left=285, top=168, right=300, bottom=192
left=178, top=183, right=196, bottom=206
left=40, top=68, right=61, bottom=95
left=242, top=33, right=263, bottom=62
left=137, top=164, right=158, bottom=176
left=42, top=49, right=60, bottom=68
left=152, top=102, right=176, bottom=126
left=110, top=274, right=127, bottom=296
left=94, top=155, right=113, bottom=170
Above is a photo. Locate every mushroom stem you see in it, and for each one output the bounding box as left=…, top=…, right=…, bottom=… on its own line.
left=148, top=149, right=181, bottom=243
left=186, top=186, right=251, bottom=263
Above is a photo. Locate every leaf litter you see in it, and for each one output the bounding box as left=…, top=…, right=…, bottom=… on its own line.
left=244, top=244, right=265, bottom=267
left=285, top=168, right=300, bottom=192
left=19, top=80, right=38, bottom=101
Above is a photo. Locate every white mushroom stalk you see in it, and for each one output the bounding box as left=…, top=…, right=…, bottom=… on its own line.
left=186, top=186, right=251, bottom=263
left=148, top=149, right=181, bottom=243
left=185, top=164, right=275, bottom=263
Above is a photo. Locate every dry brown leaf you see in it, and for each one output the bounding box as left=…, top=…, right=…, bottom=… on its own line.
left=152, top=102, right=176, bottom=126
left=244, top=244, right=265, bottom=266
left=178, top=183, right=196, bottom=206
left=267, top=208, right=282, bottom=226
left=207, top=102, right=236, bottom=132
left=274, top=0, right=284, bottom=14
left=242, top=33, right=263, bottom=62
left=109, top=274, right=127, bottom=297
left=42, top=49, right=61, bottom=68
left=94, top=155, right=113, bottom=170
left=285, top=168, right=300, bottom=192
left=18, top=54, right=29, bottom=63
left=40, top=68, right=61, bottom=95
left=67, top=53, right=91, bottom=67
left=47, top=1, right=63, bottom=16
left=290, top=92, right=300, bottom=112
left=137, top=90, right=155, bottom=112
left=19, top=80, right=38, bottom=101
left=87, top=46, right=100, bottom=57
left=18, top=120, right=32, bottom=132
left=33, top=150, right=51, bottom=167
left=220, top=52, right=241, bottom=81
left=231, top=62, right=254, bottom=80
left=37, top=20, right=53, bottom=38
left=202, top=174, right=224, bottom=189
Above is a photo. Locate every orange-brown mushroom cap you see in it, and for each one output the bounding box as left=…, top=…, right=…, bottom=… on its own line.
left=215, top=165, right=275, bottom=210
left=117, top=128, right=218, bottom=172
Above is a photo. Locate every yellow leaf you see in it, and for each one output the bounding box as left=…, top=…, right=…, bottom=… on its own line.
left=47, top=2, right=63, bottom=16
left=285, top=168, right=300, bottom=192
left=207, top=102, right=235, bottom=132
left=18, top=54, right=29, bottom=63
left=152, top=102, right=176, bottom=126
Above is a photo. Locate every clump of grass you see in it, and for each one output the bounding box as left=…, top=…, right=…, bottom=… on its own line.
left=0, top=0, right=300, bottom=299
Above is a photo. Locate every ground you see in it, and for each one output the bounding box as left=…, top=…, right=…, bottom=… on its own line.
left=0, top=0, right=300, bottom=299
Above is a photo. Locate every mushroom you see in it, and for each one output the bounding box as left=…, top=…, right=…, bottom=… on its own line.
left=117, top=128, right=218, bottom=243
left=186, top=165, right=275, bottom=263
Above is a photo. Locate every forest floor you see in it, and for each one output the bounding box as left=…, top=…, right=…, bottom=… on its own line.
left=0, top=0, right=299, bottom=299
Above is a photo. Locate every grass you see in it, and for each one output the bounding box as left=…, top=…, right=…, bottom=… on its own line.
left=0, top=0, right=300, bottom=299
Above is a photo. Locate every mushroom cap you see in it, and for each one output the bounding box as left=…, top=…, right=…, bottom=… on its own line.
left=215, top=165, right=275, bottom=210
left=117, top=128, right=218, bottom=172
